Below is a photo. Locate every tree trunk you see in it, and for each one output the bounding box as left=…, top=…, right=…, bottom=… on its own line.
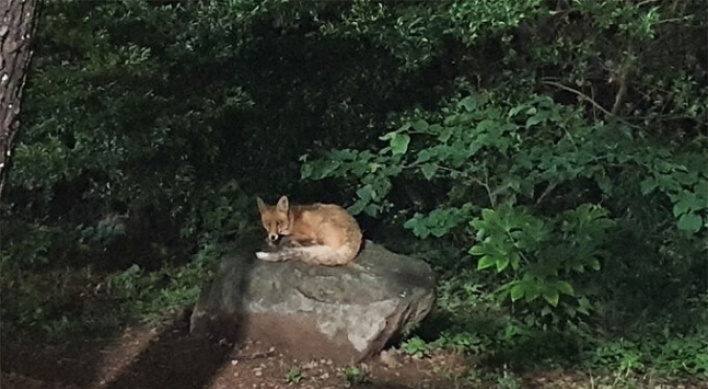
left=0, top=0, right=40, bottom=201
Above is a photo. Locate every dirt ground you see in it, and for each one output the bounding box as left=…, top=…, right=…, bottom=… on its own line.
left=2, top=313, right=705, bottom=389
left=0, top=313, right=471, bottom=389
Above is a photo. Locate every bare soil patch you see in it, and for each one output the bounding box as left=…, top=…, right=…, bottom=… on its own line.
left=3, top=313, right=704, bottom=389
left=0, top=314, right=467, bottom=389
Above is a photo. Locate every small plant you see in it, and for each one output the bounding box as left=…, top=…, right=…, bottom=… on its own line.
left=343, top=366, right=371, bottom=386
left=495, top=368, right=522, bottom=389
left=401, top=336, right=431, bottom=358
left=285, top=366, right=303, bottom=384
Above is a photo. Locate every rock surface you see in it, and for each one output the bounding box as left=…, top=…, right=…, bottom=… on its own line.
left=189, top=240, right=436, bottom=365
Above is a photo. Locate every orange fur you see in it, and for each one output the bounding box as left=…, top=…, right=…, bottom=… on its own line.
left=255, top=196, right=363, bottom=266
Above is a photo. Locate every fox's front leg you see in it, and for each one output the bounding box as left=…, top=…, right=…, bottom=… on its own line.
left=287, top=238, right=317, bottom=247
left=273, top=235, right=306, bottom=248
left=286, top=231, right=319, bottom=247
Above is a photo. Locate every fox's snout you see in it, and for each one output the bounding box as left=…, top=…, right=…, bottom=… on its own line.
left=268, top=233, right=279, bottom=242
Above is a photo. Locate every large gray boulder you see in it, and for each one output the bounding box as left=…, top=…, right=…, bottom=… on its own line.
left=189, top=240, right=436, bottom=365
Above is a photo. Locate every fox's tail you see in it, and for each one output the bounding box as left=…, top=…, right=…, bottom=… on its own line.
left=255, top=242, right=360, bottom=266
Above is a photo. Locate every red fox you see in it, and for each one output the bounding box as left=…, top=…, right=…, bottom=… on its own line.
left=255, top=195, right=363, bottom=266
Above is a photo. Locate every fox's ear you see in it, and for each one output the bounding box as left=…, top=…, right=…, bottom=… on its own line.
left=276, top=195, right=289, bottom=212
left=256, top=197, right=267, bottom=213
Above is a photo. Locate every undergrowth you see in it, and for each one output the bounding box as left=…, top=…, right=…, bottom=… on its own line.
left=402, top=274, right=708, bottom=380
left=1, top=236, right=706, bottom=381
left=0, top=258, right=217, bottom=344
left=2, top=1, right=707, bottom=386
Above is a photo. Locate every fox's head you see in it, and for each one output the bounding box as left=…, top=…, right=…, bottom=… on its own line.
left=256, top=195, right=292, bottom=242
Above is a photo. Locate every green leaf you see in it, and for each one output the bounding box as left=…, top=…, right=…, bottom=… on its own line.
left=525, top=110, right=549, bottom=127
left=301, top=163, right=314, bottom=180
left=403, top=215, right=420, bottom=230
left=677, top=212, right=703, bottom=233
left=415, top=149, right=431, bottom=164
left=368, top=162, right=383, bottom=173
left=524, top=285, right=540, bottom=302
left=572, top=263, right=585, bottom=273
left=589, top=258, right=601, bottom=271
left=356, top=184, right=374, bottom=201
left=411, top=119, right=429, bottom=132
left=508, top=104, right=527, bottom=117
left=301, top=159, right=342, bottom=180
left=363, top=204, right=379, bottom=217
left=577, top=297, right=592, bottom=315
left=556, top=281, right=575, bottom=296
left=420, top=163, right=438, bottom=180
left=542, top=288, right=560, bottom=307
left=379, top=131, right=396, bottom=141
left=510, top=253, right=521, bottom=270
left=347, top=200, right=366, bottom=216
left=437, top=127, right=453, bottom=142
left=428, top=124, right=443, bottom=134
left=672, top=192, right=701, bottom=217
left=397, top=123, right=411, bottom=132
left=390, top=134, right=411, bottom=156
left=639, top=177, right=657, bottom=195
left=459, top=96, right=478, bottom=112
left=510, top=284, right=524, bottom=302
left=469, top=245, right=486, bottom=256
left=477, top=255, right=497, bottom=270
left=404, top=216, right=431, bottom=239
left=496, top=256, right=510, bottom=272
left=694, top=180, right=708, bottom=200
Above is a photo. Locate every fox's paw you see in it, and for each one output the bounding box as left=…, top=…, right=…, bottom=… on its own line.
left=256, top=251, right=283, bottom=262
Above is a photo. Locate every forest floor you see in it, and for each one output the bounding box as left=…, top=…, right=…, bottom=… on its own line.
left=1, top=312, right=704, bottom=389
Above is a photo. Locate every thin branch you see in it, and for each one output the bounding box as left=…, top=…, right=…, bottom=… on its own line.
left=590, top=84, right=598, bottom=121
left=657, top=17, right=691, bottom=25
left=541, top=79, right=641, bottom=129
left=611, top=70, right=629, bottom=116
left=535, top=182, right=558, bottom=207
left=435, top=165, right=497, bottom=208
left=542, top=79, right=614, bottom=117
left=611, top=50, right=635, bottom=116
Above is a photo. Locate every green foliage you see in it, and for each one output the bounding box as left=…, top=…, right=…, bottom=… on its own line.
left=401, top=336, right=430, bottom=358
left=585, top=330, right=708, bottom=377
left=0, top=259, right=213, bottom=342
left=106, top=261, right=214, bottom=324
left=285, top=367, right=304, bottom=384
left=2, top=0, right=707, bottom=380
left=495, top=370, right=523, bottom=389
left=300, top=0, right=707, bottom=377
left=343, top=366, right=371, bottom=386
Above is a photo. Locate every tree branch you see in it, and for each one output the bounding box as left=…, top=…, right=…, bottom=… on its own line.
left=611, top=50, right=635, bottom=116
left=541, top=79, right=640, bottom=129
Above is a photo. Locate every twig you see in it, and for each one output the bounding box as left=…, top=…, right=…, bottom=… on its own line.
left=611, top=50, right=635, bottom=116
left=435, top=165, right=496, bottom=207
left=542, top=79, right=614, bottom=117
left=541, top=79, right=641, bottom=129
left=535, top=182, right=558, bottom=207
left=232, top=350, right=277, bottom=360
